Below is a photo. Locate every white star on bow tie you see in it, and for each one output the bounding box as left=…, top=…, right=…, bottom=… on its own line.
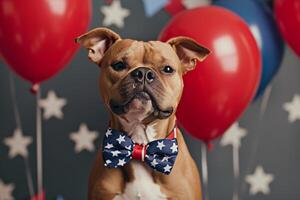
left=151, top=159, right=158, bottom=167
left=105, top=129, right=112, bottom=137
left=125, top=145, right=131, bottom=150
left=100, top=0, right=130, bottom=28
left=170, top=143, right=178, bottom=153
left=164, top=164, right=172, bottom=173
left=116, top=135, right=126, bottom=144
left=111, top=150, right=121, bottom=157
left=157, top=141, right=165, bottom=150
left=161, top=156, right=170, bottom=162
left=104, top=159, right=112, bottom=166
left=118, top=158, right=126, bottom=166
left=105, top=143, right=114, bottom=149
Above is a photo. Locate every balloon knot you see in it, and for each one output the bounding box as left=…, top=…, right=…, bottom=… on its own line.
left=206, top=142, right=214, bottom=151
left=30, top=83, right=40, bottom=94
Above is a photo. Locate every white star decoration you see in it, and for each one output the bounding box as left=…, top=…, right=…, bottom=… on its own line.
left=3, top=129, right=32, bottom=158
left=170, top=143, right=178, bottom=153
left=245, top=166, right=274, bottom=195
left=105, top=143, right=114, bottom=149
left=161, top=156, right=169, bottom=162
left=151, top=159, right=158, bottom=167
left=105, top=160, right=112, bottom=165
left=0, top=179, right=15, bottom=200
left=118, top=158, right=126, bottom=166
left=221, top=122, right=247, bottom=149
left=125, top=145, right=131, bottom=150
left=100, top=0, right=130, bottom=28
left=105, top=129, right=112, bottom=137
left=116, top=135, right=126, bottom=144
left=182, top=0, right=211, bottom=9
left=283, top=94, right=300, bottom=123
left=163, top=164, right=172, bottom=173
left=157, top=141, right=165, bottom=150
left=111, top=150, right=121, bottom=157
left=39, top=90, right=67, bottom=120
left=69, top=124, right=98, bottom=153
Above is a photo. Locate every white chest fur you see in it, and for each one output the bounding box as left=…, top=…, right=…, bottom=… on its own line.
left=113, top=124, right=167, bottom=200
left=114, top=161, right=167, bottom=200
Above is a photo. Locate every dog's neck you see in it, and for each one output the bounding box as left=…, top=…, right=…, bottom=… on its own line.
left=109, top=114, right=176, bottom=144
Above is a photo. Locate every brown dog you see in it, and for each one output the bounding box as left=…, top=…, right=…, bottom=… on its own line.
left=76, top=27, right=210, bottom=200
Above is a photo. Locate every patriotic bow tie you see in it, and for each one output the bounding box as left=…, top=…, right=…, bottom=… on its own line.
left=102, top=127, right=178, bottom=175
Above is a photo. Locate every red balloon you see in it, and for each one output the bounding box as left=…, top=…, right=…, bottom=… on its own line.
left=275, top=0, right=300, bottom=58
left=0, top=0, right=91, bottom=84
left=160, top=6, right=261, bottom=143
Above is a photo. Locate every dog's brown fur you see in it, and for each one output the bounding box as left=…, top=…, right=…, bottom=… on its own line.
left=76, top=28, right=210, bottom=200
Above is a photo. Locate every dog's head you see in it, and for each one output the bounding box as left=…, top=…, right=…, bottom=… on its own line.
left=76, top=28, right=210, bottom=124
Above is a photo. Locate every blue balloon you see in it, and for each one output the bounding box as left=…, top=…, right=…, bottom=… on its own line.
left=213, top=0, right=284, bottom=98
left=256, top=0, right=273, bottom=8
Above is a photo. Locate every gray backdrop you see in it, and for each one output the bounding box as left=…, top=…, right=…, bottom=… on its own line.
left=1, top=0, right=299, bottom=199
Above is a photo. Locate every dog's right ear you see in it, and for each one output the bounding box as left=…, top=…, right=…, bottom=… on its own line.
left=75, top=28, right=121, bottom=65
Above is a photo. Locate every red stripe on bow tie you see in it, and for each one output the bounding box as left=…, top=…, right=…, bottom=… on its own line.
left=132, top=127, right=177, bottom=161
left=132, top=144, right=146, bottom=161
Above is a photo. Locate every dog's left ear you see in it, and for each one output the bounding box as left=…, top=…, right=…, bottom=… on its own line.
left=75, top=28, right=121, bottom=65
left=167, top=36, right=210, bottom=73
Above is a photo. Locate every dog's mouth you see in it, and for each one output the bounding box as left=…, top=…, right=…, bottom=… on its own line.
left=109, top=91, right=173, bottom=119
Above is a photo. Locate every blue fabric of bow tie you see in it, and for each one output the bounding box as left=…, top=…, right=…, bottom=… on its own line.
left=102, top=128, right=178, bottom=175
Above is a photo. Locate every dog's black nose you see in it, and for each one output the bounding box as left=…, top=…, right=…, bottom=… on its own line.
left=131, top=67, right=155, bottom=83
left=131, top=68, right=144, bottom=82
left=146, top=70, right=155, bottom=83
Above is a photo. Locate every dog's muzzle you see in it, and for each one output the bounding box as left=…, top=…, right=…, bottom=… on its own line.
left=109, top=67, right=173, bottom=119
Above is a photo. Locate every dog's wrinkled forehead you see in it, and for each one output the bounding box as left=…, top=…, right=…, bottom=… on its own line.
left=102, top=39, right=180, bottom=69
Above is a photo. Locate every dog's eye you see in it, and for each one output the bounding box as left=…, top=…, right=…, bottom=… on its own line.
left=162, top=66, right=174, bottom=74
left=111, top=61, right=126, bottom=71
